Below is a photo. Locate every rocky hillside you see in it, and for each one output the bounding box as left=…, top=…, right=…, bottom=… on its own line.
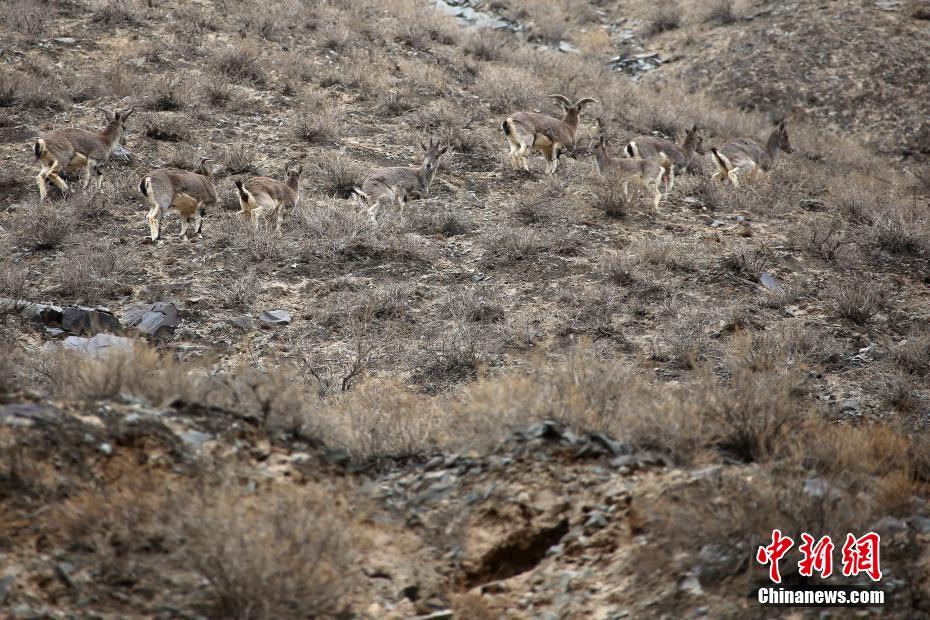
left=1, top=0, right=929, bottom=618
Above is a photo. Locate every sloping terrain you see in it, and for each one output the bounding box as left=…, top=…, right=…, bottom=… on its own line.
left=1, top=0, right=930, bottom=618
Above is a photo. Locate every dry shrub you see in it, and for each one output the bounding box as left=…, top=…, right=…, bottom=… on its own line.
left=8, top=204, right=72, bottom=251
left=222, top=269, right=259, bottom=310
left=54, top=472, right=360, bottom=620
left=92, top=0, right=141, bottom=25
left=52, top=242, right=138, bottom=304
left=222, top=144, right=258, bottom=175
left=410, top=327, right=489, bottom=392
left=695, top=365, right=807, bottom=463
left=143, top=75, right=195, bottom=111
left=482, top=229, right=544, bottom=265
left=514, top=178, right=562, bottom=223
left=316, top=156, right=364, bottom=199
left=318, top=50, right=389, bottom=98
left=739, top=323, right=843, bottom=371
left=869, top=202, right=928, bottom=256
left=244, top=1, right=293, bottom=41
left=408, top=209, right=476, bottom=237
left=474, top=64, right=543, bottom=114
left=297, top=198, right=368, bottom=259
left=294, top=94, right=342, bottom=144
left=213, top=44, right=264, bottom=85
left=2, top=0, right=48, bottom=38
left=38, top=345, right=200, bottom=404
left=632, top=466, right=865, bottom=591
left=799, top=216, right=858, bottom=262
left=463, top=29, right=510, bottom=61
left=644, top=0, right=682, bottom=36
left=630, top=238, right=694, bottom=271
left=328, top=379, right=440, bottom=462
left=442, top=287, right=505, bottom=324
left=590, top=175, right=630, bottom=218
left=635, top=417, right=923, bottom=586
left=890, top=328, right=930, bottom=376
left=599, top=250, right=639, bottom=286
left=181, top=485, right=357, bottom=620
left=830, top=281, right=886, bottom=325
left=872, top=368, right=919, bottom=412
left=388, top=2, right=460, bottom=50
left=706, top=0, right=737, bottom=24
left=143, top=113, right=190, bottom=142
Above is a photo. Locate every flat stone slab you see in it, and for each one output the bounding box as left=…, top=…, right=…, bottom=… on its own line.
left=122, top=302, right=181, bottom=337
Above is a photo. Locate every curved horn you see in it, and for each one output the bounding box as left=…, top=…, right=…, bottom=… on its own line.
left=97, top=107, right=114, bottom=121
left=549, top=94, right=572, bottom=107
left=574, top=97, right=598, bottom=108
left=121, top=107, right=135, bottom=120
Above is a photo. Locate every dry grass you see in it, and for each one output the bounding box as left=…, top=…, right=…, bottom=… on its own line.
left=0, top=1, right=928, bottom=612
left=181, top=485, right=358, bottom=620
left=2, top=0, right=48, bottom=39
left=142, top=112, right=190, bottom=142
left=831, top=281, right=886, bottom=325
left=644, top=1, right=682, bottom=37
left=7, top=204, right=73, bottom=251
left=51, top=242, right=138, bottom=304
left=213, top=44, right=265, bottom=85
left=706, top=0, right=737, bottom=25
left=92, top=0, right=141, bottom=25
left=294, top=94, right=342, bottom=144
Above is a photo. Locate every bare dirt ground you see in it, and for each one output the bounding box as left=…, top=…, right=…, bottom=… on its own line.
left=1, top=0, right=930, bottom=618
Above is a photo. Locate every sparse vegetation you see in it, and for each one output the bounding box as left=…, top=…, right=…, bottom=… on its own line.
left=1, top=0, right=929, bottom=617
left=645, top=1, right=682, bottom=36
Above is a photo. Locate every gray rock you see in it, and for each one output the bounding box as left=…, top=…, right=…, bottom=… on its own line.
left=61, top=306, right=120, bottom=334
left=803, top=476, right=841, bottom=501
left=110, top=145, right=133, bottom=164
left=558, top=41, right=579, bottom=53
left=231, top=315, right=254, bottom=330
left=98, top=442, right=113, bottom=455
left=61, top=333, right=134, bottom=358
left=679, top=574, right=704, bottom=596
left=259, top=309, right=291, bottom=325
left=180, top=430, right=214, bottom=448
left=908, top=516, right=930, bottom=533
left=759, top=272, right=785, bottom=296
left=839, top=398, right=860, bottom=413
left=585, top=510, right=608, bottom=529
left=0, top=403, right=62, bottom=425
left=54, top=37, right=77, bottom=44
left=0, top=574, right=13, bottom=604
left=872, top=516, right=907, bottom=536
left=55, top=562, right=75, bottom=588
left=12, top=604, right=37, bottom=619
left=122, top=302, right=181, bottom=337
